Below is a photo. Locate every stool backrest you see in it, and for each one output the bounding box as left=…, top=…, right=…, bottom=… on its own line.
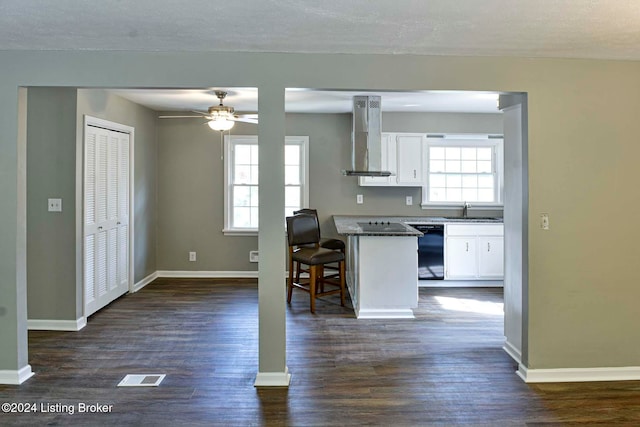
left=286, top=214, right=321, bottom=246
left=293, top=208, right=321, bottom=235
left=293, top=208, right=318, bottom=217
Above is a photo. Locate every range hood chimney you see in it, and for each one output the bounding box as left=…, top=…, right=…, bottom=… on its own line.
left=342, top=95, right=392, bottom=177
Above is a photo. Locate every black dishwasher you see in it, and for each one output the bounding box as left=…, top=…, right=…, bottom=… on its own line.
left=411, top=224, right=445, bottom=280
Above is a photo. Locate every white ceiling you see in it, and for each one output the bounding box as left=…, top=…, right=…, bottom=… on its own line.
left=5, top=0, right=639, bottom=114
left=2, top=1, right=640, bottom=59
left=108, top=88, right=501, bottom=114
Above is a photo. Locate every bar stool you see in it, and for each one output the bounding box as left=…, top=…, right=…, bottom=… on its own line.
left=293, top=208, right=345, bottom=253
left=292, top=208, right=345, bottom=286
left=286, top=214, right=345, bottom=313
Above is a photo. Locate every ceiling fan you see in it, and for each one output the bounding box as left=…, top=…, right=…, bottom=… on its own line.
left=158, top=90, right=258, bottom=131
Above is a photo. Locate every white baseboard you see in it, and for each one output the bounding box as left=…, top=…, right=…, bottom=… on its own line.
left=157, top=270, right=259, bottom=279
left=254, top=367, right=291, bottom=387
left=517, top=365, right=640, bottom=383
left=0, top=365, right=34, bottom=385
left=28, top=317, right=86, bottom=331
left=503, top=340, right=522, bottom=365
left=356, top=308, right=415, bottom=319
left=419, top=280, right=503, bottom=288
left=132, top=271, right=158, bottom=292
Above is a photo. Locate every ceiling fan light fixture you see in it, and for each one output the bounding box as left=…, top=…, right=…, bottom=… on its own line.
left=208, top=118, right=235, bottom=131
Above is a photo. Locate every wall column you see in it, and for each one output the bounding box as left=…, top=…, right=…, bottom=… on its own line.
left=0, top=86, right=33, bottom=384
left=500, top=93, right=529, bottom=373
left=254, top=85, right=289, bottom=386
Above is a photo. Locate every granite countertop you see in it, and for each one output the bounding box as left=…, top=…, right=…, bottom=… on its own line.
left=333, top=216, right=422, bottom=236
left=397, top=216, right=503, bottom=224
left=333, top=215, right=503, bottom=236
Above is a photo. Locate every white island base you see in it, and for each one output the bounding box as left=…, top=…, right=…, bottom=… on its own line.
left=347, top=235, right=419, bottom=319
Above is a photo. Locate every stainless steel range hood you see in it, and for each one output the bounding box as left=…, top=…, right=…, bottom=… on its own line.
left=342, top=95, right=392, bottom=177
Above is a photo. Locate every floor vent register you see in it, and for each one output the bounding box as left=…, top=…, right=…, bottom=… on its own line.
left=117, top=374, right=166, bottom=387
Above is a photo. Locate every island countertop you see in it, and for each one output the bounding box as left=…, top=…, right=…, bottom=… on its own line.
left=333, top=215, right=503, bottom=236
left=333, top=216, right=422, bottom=236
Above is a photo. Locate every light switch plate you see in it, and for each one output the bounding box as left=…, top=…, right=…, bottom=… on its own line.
left=541, top=213, right=549, bottom=230
left=356, top=194, right=363, bottom=204
left=406, top=196, right=413, bottom=206
left=48, top=198, right=62, bottom=212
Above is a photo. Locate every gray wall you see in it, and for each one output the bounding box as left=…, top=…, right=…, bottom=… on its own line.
left=155, top=112, right=503, bottom=271
left=156, top=119, right=259, bottom=271
left=27, top=88, right=79, bottom=320
left=2, top=51, right=640, bottom=376
left=383, top=111, right=503, bottom=134
left=308, top=111, right=505, bottom=236
left=25, top=88, right=157, bottom=322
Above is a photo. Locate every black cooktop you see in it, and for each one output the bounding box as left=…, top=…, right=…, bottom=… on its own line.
left=357, top=221, right=408, bottom=233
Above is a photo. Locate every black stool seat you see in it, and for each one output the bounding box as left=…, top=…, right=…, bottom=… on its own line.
left=292, top=246, right=344, bottom=265
left=319, top=237, right=346, bottom=251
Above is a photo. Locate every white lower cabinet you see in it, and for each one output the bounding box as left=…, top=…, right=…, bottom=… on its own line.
left=478, top=236, right=504, bottom=278
left=445, top=236, right=478, bottom=279
left=346, top=235, right=418, bottom=319
left=445, top=224, right=504, bottom=280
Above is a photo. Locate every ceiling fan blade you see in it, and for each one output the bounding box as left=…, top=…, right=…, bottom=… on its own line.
left=158, top=115, right=207, bottom=119
left=233, top=117, right=259, bottom=124
left=232, top=112, right=258, bottom=124
left=235, top=113, right=258, bottom=119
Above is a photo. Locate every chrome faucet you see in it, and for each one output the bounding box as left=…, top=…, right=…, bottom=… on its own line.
left=462, top=201, right=470, bottom=218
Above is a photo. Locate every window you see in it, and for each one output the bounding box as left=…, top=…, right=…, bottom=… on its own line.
left=223, top=135, right=309, bottom=235
left=423, top=135, right=503, bottom=206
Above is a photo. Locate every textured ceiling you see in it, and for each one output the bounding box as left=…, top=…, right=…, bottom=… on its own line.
left=7, top=1, right=638, bottom=114
left=2, top=0, right=640, bottom=60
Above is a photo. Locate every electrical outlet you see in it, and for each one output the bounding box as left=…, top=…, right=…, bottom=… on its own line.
left=249, top=251, right=259, bottom=263
left=406, top=196, right=413, bottom=206
left=189, top=251, right=197, bottom=262
left=540, top=213, right=549, bottom=230
left=356, top=194, right=363, bottom=204
left=48, top=198, right=62, bottom=212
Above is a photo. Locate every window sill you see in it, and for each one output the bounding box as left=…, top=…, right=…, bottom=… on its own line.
left=420, top=203, right=504, bottom=211
left=222, top=228, right=258, bottom=236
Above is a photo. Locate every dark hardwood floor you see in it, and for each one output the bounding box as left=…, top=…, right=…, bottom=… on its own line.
left=1, top=278, right=639, bottom=426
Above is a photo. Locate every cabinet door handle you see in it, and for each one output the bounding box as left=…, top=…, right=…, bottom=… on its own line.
left=465, top=242, right=469, bottom=252
left=413, top=169, right=416, bottom=178
left=98, top=226, right=103, bottom=230
left=487, top=242, right=491, bottom=252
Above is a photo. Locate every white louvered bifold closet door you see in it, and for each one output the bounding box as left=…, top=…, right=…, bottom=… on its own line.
left=84, top=124, right=130, bottom=317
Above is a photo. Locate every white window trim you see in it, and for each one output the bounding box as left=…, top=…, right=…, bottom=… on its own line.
left=421, top=134, right=504, bottom=209
left=222, top=135, right=309, bottom=236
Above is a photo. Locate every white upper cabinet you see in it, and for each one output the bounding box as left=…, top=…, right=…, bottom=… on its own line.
left=395, top=134, right=423, bottom=186
left=359, top=133, right=423, bottom=187
left=359, top=133, right=396, bottom=186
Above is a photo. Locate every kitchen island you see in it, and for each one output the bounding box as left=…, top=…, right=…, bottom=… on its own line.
left=333, top=216, right=422, bottom=319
